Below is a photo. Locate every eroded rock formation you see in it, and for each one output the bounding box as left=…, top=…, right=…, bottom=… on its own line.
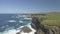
left=16, top=17, right=60, bottom=34
left=31, top=17, right=60, bottom=34
left=16, top=26, right=32, bottom=34
left=31, top=17, right=49, bottom=34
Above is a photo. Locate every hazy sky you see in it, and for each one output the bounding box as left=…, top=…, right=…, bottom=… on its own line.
left=0, top=0, right=60, bottom=13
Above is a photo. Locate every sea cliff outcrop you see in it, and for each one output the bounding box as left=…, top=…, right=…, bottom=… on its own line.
left=16, top=17, right=60, bottom=34
left=31, top=17, right=60, bottom=34
left=31, top=17, right=49, bottom=34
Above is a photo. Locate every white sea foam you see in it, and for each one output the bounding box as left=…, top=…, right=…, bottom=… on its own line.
left=0, top=26, right=21, bottom=34
left=0, top=29, right=20, bottom=34
left=24, top=18, right=32, bottom=20
left=15, top=15, right=27, bottom=18
left=8, top=20, right=16, bottom=22
left=0, top=24, right=36, bottom=34
left=19, top=21, right=23, bottom=23
left=19, top=25, right=36, bottom=34
left=0, top=17, right=34, bottom=34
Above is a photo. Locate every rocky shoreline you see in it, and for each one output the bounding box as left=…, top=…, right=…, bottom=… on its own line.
left=16, top=17, right=60, bottom=34
left=16, top=26, right=32, bottom=34
left=32, top=17, right=60, bottom=34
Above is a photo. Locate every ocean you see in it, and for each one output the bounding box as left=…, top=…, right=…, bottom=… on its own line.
left=0, top=14, right=35, bottom=34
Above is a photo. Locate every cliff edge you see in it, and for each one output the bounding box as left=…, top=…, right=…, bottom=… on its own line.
left=31, top=17, right=60, bottom=34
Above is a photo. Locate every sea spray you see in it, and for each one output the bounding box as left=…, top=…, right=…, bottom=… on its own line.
left=0, top=24, right=36, bottom=34
left=17, top=23, right=36, bottom=34
left=0, top=14, right=33, bottom=34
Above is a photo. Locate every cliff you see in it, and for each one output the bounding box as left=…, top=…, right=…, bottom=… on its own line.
left=16, top=17, right=60, bottom=34
left=31, top=17, right=60, bottom=34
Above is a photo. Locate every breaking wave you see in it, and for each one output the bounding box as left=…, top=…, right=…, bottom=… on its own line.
left=0, top=23, right=36, bottom=34
left=0, top=14, right=35, bottom=34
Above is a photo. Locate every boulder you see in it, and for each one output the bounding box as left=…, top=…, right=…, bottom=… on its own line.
left=16, top=26, right=32, bottom=34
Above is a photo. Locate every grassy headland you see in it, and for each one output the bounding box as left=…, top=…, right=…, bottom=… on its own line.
left=36, top=12, right=60, bottom=27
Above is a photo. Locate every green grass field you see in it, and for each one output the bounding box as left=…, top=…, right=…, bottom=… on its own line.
left=38, top=12, right=60, bottom=27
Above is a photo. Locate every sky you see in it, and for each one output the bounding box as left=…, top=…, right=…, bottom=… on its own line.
left=0, top=0, right=60, bottom=13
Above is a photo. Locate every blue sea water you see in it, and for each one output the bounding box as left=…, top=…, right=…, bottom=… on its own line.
left=0, top=14, right=32, bottom=34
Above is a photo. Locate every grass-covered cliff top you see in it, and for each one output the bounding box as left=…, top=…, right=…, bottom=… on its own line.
left=36, top=12, right=60, bottom=27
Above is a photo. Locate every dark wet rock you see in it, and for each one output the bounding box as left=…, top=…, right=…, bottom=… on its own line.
left=16, top=32, right=20, bottom=34
left=16, top=26, right=32, bottom=34
left=31, top=17, right=49, bottom=34
left=31, top=17, right=45, bottom=30
left=20, top=26, right=32, bottom=33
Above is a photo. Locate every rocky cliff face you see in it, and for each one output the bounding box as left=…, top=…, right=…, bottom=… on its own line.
left=16, top=17, right=60, bottom=34
left=31, top=17, right=60, bottom=34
